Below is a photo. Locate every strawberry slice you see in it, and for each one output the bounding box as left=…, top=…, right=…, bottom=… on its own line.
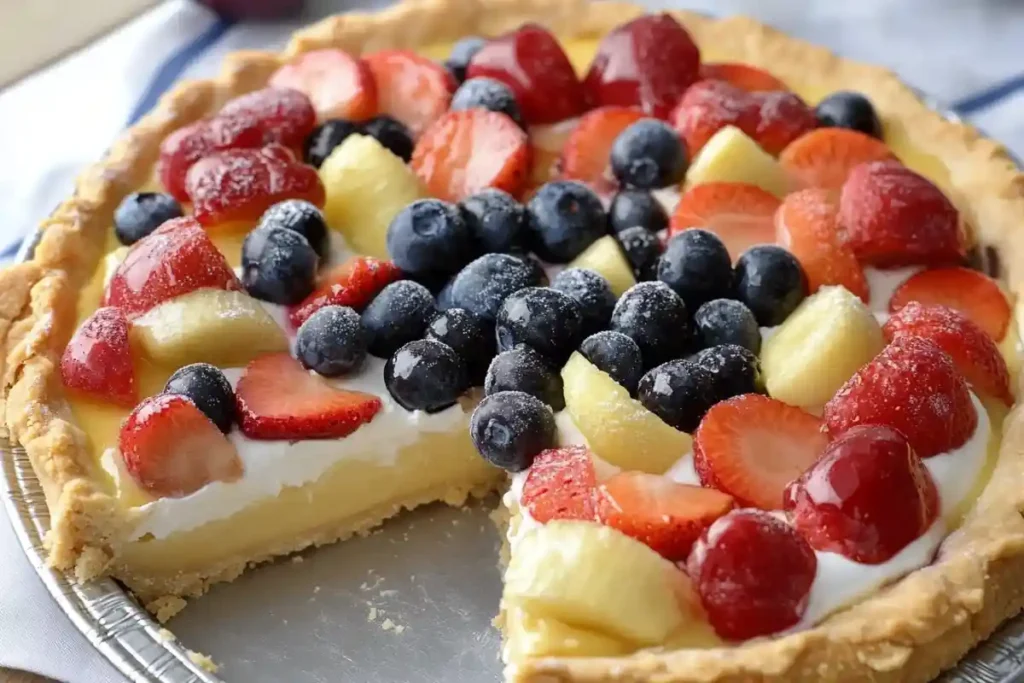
left=218, top=87, right=318, bottom=149
left=824, top=335, right=977, bottom=457
left=669, top=182, right=781, bottom=262
left=780, top=128, right=895, bottom=191
left=119, top=394, right=243, bottom=498
left=693, top=393, right=827, bottom=510
left=60, top=307, right=136, bottom=407
left=269, top=49, right=378, bottom=121
left=595, top=471, right=734, bottom=561
left=103, top=217, right=240, bottom=319
left=889, top=266, right=1011, bottom=341
left=884, top=302, right=1012, bottom=405
left=411, top=109, right=530, bottom=202
left=519, top=446, right=598, bottom=523
left=157, top=117, right=266, bottom=202
left=699, top=62, right=786, bottom=92
left=560, top=107, right=645, bottom=193
left=364, top=50, right=456, bottom=138
left=467, top=23, right=586, bottom=125
left=288, top=256, right=402, bottom=328
left=775, top=188, right=868, bottom=301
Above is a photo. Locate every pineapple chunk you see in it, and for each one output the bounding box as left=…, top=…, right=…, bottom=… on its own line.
left=102, top=247, right=129, bottom=286
left=568, top=236, right=636, bottom=298
left=319, top=133, right=424, bottom=258
left=132, top=289, right=288, bottom=367
left=562, top=352, right=690, bottom=474
left=761, top=286, right=884, bottom=409
left=686, top=126, right=791, bottom=198
left=504, top=607, right=632, bottom=661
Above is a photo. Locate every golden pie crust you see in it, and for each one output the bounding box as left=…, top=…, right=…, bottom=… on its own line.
left=2, top=0, right=1024, bottom=681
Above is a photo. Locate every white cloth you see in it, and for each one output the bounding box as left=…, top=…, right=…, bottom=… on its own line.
left=1, top=1, right=1023, bottom=681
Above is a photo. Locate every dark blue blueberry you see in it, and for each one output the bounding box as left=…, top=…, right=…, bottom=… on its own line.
left=448, top=253, right=545, bottom=322
left=733, top=245, right=808, bottom=327
left=362, top=115, right=414, bottom=162
left=385, top=339, right=468, bottom=413
left=113, top=192, right=183, bottom=245
left=616, top=226, right=662, bottom=281
left=637, top=359, right=715, bottom=433
left=450, top=77, right=524, bottom=128
left=657, top=229, right=733, bottom=312
left=258, top=199, right=329, bottom=259
left=241, top=225, right=318, bottom=305
left=436, top=278, right=456, bottom=311
left=304, top=118, right=360, bottom=168
left=550, top=267, right=615, bottom=337
left=445, top=36, right=487, bottom=83
left=459, top=188, right=527, bottom=254
left=579, top=331, right=644, bottom=395
left=361, top=280, right=437, bottom=358
left=608, top=189, right=668, bottom=235
left=693, top=299, right=761, bottom=354
left=610, top=119, right=688, bottom=190
left=164, top=364, right=235, bottom=434
left=426, top=307, right=495, bottom=386
left=496, top=287, right=584, bottom=364
left=815, top=91, right=882, bottom=139
left=525, top=181, right=607, bottom=263
left=386, top=198, right=474, bottom=279
left=470, top=390, right=556, bottom=472
left=690, top=344, right=764, bottom=403
left=485, top=345, right=564, bottom=410
left=295, top=305, right=368, bottom=377
left=610, top=281, right=690, bottom=369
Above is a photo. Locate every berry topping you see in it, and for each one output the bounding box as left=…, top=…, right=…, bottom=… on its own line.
left=113, top=192, right=184, bottom=246
left=608, top=189, right=669, bottom=235
left=733, top=245, right=809, bottom=327
left=296, top=305, right=368, bottom=377
left=385, top=339, right=468, bottom=413
left=693, top=393, right=827, bottom=509
left=447, top=253, right=544, bottom=322
left=616, top=226, right=663, bottom=281
left=236, top=352, right=382, bottom=440
left=259, top=199, right=329, bottom=259
left=610, top=119, right=688, bottom=190
left=637, top=359, right=715, bottom=433
left=785, top=425, right=939, bottom=564
left=218, top=87, right=318, bottom=149
left=288, top=256, right=401, bottom=329
left=158, top=118, right=265, bottom=202
left=450, top=77, right=525, bottom=129
left=485, top=345, right=564, bottom=411
left=497, top=287, right=585, bottom=364
left=304, top=119, right=360, bottom=168
left=779, top=128, right=895, bottom=191
left=164, top=363, right=236, bottom=434
left=364, top=50, right=455, bottom=137
left=520, top=446, right=598, bottom=523
left=669, top=182, right=781, bottom=262
left=691, top=344, right=765, bottom=402
left=426, top=308, right=495, bottom=386
left=361, top=115, right=415, bottom=162
left=525, top=180, right=607, bottom=263
left=550, top=267, right=616, bottom=338
left=60, top=307, right=136, bottom=406
left=693, top=299, right=761, bottom=355
left=823, top=335, right=977, bottom=458
left=687, top=509, right=817, bottom=640
left=839, top=160, right=967, bottom=268
left=699, top=62, right=786, bottom=92
left=360, top=280, right=437, bottom=358
left=656, top=229, right=733, bottom=312
left=445, top=36, right=487, bottom=83
left=268, top=49, right=377, bottom=121
left=814, top=91, right=883, bottom=139
left=470, top=390, right=556, bottom=472
left=579, top=331, right=644, bottom=396
left=459, top=188, right=527, bottom=254
left=386, top=198, right=474, bottom=279
left=560, top=107, right=646, bottom=193
left=888, top=267, right=1011, bottom=341
left=240, top=224, right=319, bottom=305
left=610, top=281, right=691, bottom=369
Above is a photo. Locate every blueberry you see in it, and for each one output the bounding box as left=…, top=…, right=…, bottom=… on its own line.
left=610, top=281, right=690, bottom=369
left=295, top=305, right=368, bottom=377
left=526, top=181, right=607, bottom=263
left=579, top=331, right=644, bottom=395
left=164, top=364, right=235, bottom=434
left=734, top=246, right=808, bottom=327
left=241, top=225, right=318, bottom=305
left=690, top=344, right=764, bottom=402
left=550, top=267, right=615, bottom=337
left=496, top=287, right=584, bottom=364
left=436, top=278, right=456, bottom=311
left=608, top=189, right=668, bottom=235
left=610, top=119, right=688, bottom=190
left=426, top=308, right=495, bottom=386
left=258, top=199, right=329, bottom=259
left=616, top=226, right=662, bottom=281
left=361, top=280, right=437, bottom=358
left=470, top=390, right=556, bottom=472
left=445, top=36, right=487, bottom=83
left=450, top=77, right=524, bottom=128
left=448, top=253, right=545, bottom=322
left=657, top=229, right=733, bottom=312
left=361, top=115, right=414, bottom=162
left=459, top=188, right=526, bottom=254
left=304, top=119, right=360, bottom=168
left=386, top=199, right=474, bottom=279
left=693, top=299, right=761, bottom=354
left=385, top=339, right=468, bottom=413
left=815, top=91, right=882, bottom=139
left=485, top=345, right=564, bottom=410
left=637, top=359, right=715, bottom=433
left=113, top=192, right=183, bottom=245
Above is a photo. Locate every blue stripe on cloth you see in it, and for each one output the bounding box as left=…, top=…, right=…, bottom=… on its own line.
left=951, top=73, right=1024, bottom=116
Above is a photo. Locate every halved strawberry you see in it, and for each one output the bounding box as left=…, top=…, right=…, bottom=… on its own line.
left=519, top=446, right=598, bottom=523
left=699, top=62, right=786, bottom=92
left=889, top=266, right=1011, bottom=341
left=218, top=87, right=318, bottom=149
left=235, top=352, right=383, bottom=440
left=119, top=394, right=243, bottom=498
left=669, top=182, right=781, bottom=261
left=693, top=393, right=828, bottom=510
left=288, top=256, right=402, bottom=328
left=60, top=307, right=136, bottom=406
left=157, top=117, right=266, bottom=202
left=411, top=109, right=530, bottom=202
left=560, top=107, right=645, bottom=193
left=780, top=128, right=895, bottom=191
left=594, top=470, right=734, bottom=561
left=364, top=50, right=456, bottom=138
left=269, top=49, right=378, bottom=121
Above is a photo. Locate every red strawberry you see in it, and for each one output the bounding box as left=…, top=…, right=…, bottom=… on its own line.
left=467, top=24, right=586, bottom=125
left=411, top=109, right=530, bottom=202
left=785, top=425, right=939, bottom=564
left=582, top=13, right=702, bottom=119
left=560, top=106, right=645, bottom=193
left=157, top=117, right=266, bottom=202
left=218, top=87, right=318, bottom=149
left=185, top=144, right=325, bottom=227
left=823, top=335, right=977, bottom=457
left=693, top=393, right=827, bottom=510
left=60, top=307, right=136, bottom=406
left=775, top=188, right=868, bottom=301
left=779, top=128, right=895, bottom=191
left=519, top=446, right=598, bottom=523
left=119, top=394, right=243, bottom=498
left=699, top=62, right=786, bottom=92
left=268, top=49, right=378, bottom=121
left=364, top=50, right=455, bottom=138
left=839, top=160, right=967, bottom=268
left=594, top=471, right=734, bottom=561
left=889, top=266, right=1011, bottom=341
left=103, top=217, right=240, bottom=319
left=235, top=352, right=382, bottom=440
left=669, top=182, right=780, bottom=261
left=288, top=256, right=402, bottom=328
left=883, top=302, right=1012, bottom=405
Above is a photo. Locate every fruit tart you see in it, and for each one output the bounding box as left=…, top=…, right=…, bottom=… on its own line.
left=2, top=1, right=1024, bottom=682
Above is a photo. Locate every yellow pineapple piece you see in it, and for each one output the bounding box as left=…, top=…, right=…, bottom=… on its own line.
left=685, top=125, right=791, bottom=198
left=568, top=236, right=636, bottom=298
left=504, top=607, right=632, bottom=661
